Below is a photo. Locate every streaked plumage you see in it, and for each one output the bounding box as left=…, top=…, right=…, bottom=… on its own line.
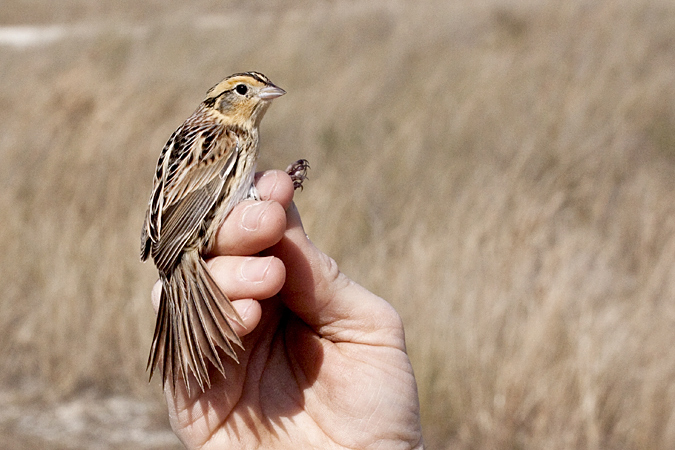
left=141, top=72, right=286, bottom=392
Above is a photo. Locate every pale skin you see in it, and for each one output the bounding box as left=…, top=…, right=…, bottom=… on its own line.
left=151, top=170, right=424, bottom=449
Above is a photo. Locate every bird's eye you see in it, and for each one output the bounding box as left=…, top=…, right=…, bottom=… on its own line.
left=235, top=84, right=248, bottom=95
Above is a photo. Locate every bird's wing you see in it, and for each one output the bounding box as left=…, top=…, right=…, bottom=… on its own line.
left=141, top=114, right=239, bottom=272
left=150, top=175, right=221, bottom=274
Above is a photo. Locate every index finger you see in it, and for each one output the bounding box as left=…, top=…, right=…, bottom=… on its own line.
left=210, top=170, right=296, bottom=257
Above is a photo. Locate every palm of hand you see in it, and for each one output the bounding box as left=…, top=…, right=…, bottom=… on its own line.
left=171, top=297, right=420, bottom=449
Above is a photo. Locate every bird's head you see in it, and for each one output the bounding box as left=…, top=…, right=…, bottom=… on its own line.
left=204, top=72, right=285, bottom=128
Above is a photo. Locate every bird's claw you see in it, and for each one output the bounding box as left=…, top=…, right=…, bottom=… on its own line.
left=285, top=159, right=310, bottom=191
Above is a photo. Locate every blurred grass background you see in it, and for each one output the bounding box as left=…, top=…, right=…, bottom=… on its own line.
left=1, top=0, right=675, bottom=448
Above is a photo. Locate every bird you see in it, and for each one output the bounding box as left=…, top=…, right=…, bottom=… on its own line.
left=140, top=71, right=308, bottom=392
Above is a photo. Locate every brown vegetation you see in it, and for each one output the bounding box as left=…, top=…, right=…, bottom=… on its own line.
left=1, top=0, right=675, bottom=448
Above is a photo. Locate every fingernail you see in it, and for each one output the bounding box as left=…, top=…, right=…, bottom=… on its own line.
left=259, top=170, right=279, bottom=199
left=238, top=299, right=253, bottom=319
left=241, top=202, right=270, bottom=231
left=240, top=257, right=272, bottom=282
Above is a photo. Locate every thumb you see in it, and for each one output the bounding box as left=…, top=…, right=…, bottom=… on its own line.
left=269, top=202, right=405, bottom=348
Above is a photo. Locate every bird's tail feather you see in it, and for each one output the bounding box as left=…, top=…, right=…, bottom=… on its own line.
left=147, top=251, right=244, bottom=393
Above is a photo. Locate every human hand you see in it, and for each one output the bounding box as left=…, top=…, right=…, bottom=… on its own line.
left=151, top=170, right=424, bottom=449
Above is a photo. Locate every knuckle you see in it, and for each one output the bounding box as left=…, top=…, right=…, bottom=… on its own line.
left=317, top=252, right=351, bottom=296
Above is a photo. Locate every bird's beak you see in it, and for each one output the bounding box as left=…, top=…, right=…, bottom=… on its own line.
left=258, top=85, right=286, bottom=100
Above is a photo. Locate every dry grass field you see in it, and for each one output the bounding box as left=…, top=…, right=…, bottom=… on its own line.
left=1, top=0, right=675, bottom=448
